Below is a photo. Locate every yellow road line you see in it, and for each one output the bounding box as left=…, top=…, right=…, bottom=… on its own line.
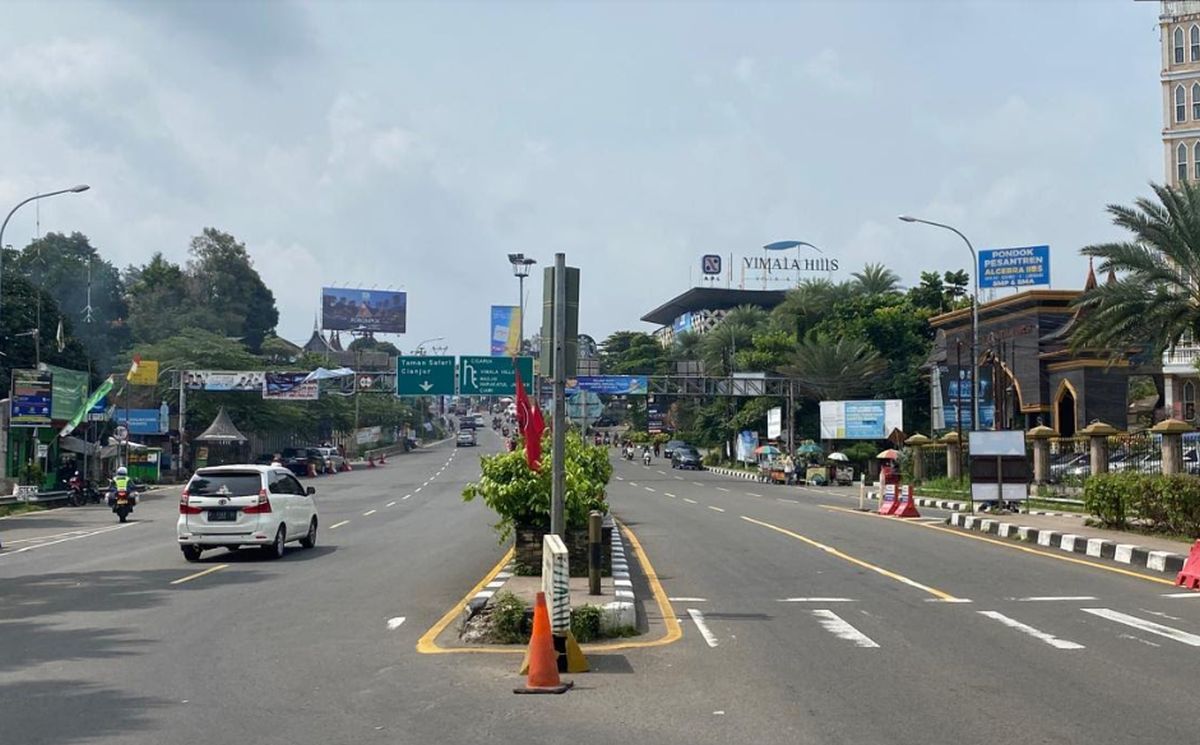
left=820, top=504, right=1177, bottom=587
left=170, top=563, right=229, bottom=586
left=416, top=521, right=682, bottom=654
left=739, top=515, right=966, bottom=602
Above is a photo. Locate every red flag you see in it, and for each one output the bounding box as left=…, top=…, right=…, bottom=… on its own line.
left=512, top=359, right=543, bottom=470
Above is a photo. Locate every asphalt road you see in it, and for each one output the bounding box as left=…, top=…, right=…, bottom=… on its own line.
left=3, top=434, right=1199, bottom=744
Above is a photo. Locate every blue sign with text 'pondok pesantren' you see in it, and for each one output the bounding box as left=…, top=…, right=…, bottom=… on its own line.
left=978, top=245, right=1050, bottom=289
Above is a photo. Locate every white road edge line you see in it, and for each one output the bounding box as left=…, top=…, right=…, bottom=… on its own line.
left=1014, top=596, right=1097, bottom=602
left=778, top=598, right=856, bottom=603
left=687, top=608, right=719, bottom=648
left=0, top=523, right=134, bottom=555
left=1161, top=592, right=1200, bottom=599
left=670, top=597, right=707, bottom=602
left=811, top=609, right=879, bottom=648
left=386, top=616, right=406, bottom=631
left=1082, top=608, right=1200, bottom=646
left=978, top=610, right=1084, bottom=650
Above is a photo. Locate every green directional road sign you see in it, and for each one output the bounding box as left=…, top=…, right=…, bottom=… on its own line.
left=395, top=356, right=456, bottom=396
left=459, top=356, right=533, bottom=396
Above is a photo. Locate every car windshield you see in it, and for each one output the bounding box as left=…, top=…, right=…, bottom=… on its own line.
left=188, top=472, right=262, bottom=497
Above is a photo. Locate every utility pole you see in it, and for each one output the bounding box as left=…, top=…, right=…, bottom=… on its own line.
left=551, top=252, right=567, bottom=537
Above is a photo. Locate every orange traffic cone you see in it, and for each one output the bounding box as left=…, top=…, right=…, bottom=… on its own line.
left=893, top=485, right=921, bottom=518
left=514, top=592, right=572, bottom=695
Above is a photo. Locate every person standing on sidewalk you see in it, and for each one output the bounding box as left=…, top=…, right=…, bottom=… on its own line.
left=783, top=454, right=795, bottom=485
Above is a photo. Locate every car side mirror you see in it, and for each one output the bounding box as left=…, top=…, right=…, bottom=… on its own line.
left=306, top=486, right=316, bottom=496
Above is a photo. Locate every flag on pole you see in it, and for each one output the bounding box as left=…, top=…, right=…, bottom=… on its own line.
left=59, top=375, right=115, bottom=437
left=512, top=358, right=544, bottom=471
left=55, top=318, right=65, bottom=352
left=126, top=353, right=142, bottom=382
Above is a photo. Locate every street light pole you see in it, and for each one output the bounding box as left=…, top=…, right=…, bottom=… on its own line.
left=507, top=253, right=537, bottom=353
left=0, top=185, right=90, bottom=330
left=898, top=215, right=981, bottom=430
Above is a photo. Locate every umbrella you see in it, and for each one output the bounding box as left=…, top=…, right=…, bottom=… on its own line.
left=796, top=443, right=823, bottom=455
left=827, top=452, right=849, bottom=462
left=876, top=448, right=900, bottom=460
left=754, top=445, right=781, bottom=456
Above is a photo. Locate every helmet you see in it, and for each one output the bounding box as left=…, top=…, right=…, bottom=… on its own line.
left=116, top=466, right=128, bottom=476
left=73, top=471, right=80, bottom=476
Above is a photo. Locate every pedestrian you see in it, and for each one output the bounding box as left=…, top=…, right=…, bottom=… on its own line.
left=783, top=455, right=795, bottom=485
left=271, top=453, right=283, bottom=467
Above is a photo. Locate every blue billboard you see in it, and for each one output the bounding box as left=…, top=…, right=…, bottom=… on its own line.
left=117, top=406, right=169, bottom=435
left=568, top=375, right=648, bottom=395
left=321, top=288, right=407, bottom=333
left=978, top=245, right=1050, bottom=289
left=490, top=305, right=520, bottom=356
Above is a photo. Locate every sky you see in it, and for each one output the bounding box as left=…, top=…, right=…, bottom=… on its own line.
left=0, top=0, right=1167, bottom=355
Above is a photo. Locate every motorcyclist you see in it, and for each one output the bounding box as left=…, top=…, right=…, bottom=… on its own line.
left=642, top=445, right=652, bottom=464
left=108, top=466, right=134, bottom=507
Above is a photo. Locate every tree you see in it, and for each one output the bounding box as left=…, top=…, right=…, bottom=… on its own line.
left=851, top=263, right=901, bottom=297
left=779, top=332, right=888, bottom=400
left=698, top=305, right=769, bottom=375
left=347, top=335, right=402, bottom=358
left=599, top=331, right=668, bottom=375
left=1070, top=181, right=1200, bottom=358
left=11, top=232, right=129, bottom=373
left=0, top=270, right=92, bottom=394
left=124, top=252, right=195, bottom=344
left=771, top=278, right=854, bottom=339
left=186, top=228, right=279, bottom=352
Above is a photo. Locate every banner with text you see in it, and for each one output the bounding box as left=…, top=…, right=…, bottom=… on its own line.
left=184, top=371, right=266, bottom=392
left=819, top=399, right=904, bottom=440
left=262, top=372, right=320, bottom=400
left=979, top=245, right=1050, bottom=289
left=490, top=305, right=521, bottom=356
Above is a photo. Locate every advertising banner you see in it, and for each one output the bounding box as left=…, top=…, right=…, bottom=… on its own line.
left=184, top=371, right=266, bottom=392
left=736, top=430, right=760, bottom=463
left=262, top=372, right=320, bottom=400
left=940, top=366, right=995, bottom=431
left=819, top=400, right=904, bottom=440
left=767, top=406, right=782, bottom=440
left=10, top=369, right=53, bottom=427
left=978, top=245, right=1050, bottom=289
left=117, top=407, right=169, bottom=435
left=44, top=364, right=88, bottom=421
left=647, top=399, right=667, bottom=434
left=490, top=305, right=521, bottom=356
left=568, top=375, right=648, bottom=395
left=128, top=359, right=160, bottom=386
left=322, top=287, right=407, bottom=333
left=355, top=426, right=383, bottom=445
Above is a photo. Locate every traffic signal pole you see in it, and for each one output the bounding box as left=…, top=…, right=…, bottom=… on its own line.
left=551, top=252, right=567, bottom=538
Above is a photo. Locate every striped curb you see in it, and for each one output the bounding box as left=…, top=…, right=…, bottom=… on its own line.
left=465, top=561, right=516, bottom=619
left=862, top=490, right=1079, bottom=517
left=705, top=466, right=759, bottom=481
left=946, top=512, right=1188, bottom=577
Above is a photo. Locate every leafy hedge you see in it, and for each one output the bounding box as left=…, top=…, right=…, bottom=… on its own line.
left=462, top=431, right=611, bottom=542
left=1083, top=473, right=1200, bottom=536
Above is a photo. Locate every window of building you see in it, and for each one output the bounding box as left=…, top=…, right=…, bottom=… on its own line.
left=1180, top=143, right=1189, bottom=182
left=1185, top=381, right=1196, bottom=421
left=1192, top=25, right=1199, bottom=61
left=1177, top=85, right=1187, bottom=122
left=1193, top=84, right=1200, bottom=119
left=1177, top=27, right=1186, bottom=64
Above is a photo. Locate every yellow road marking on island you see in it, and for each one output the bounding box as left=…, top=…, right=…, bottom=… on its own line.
left=170, top=563, right=229, bottom=586
left=416, top=521, right=681, bottom=654
left=820, top=504, right=1177, bottom=587
left=739, top=515, right=966, bottom=602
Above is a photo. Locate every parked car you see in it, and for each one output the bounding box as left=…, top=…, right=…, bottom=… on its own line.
left=663, top=439, right=688, bottom=459
left=457, top=430, right=477, bottom=447
left=1134, top=447, right=1200, bottom=475
left=279, top=446, right=341, bottom=475
left=671, top=446, right=703, bottom=470
left=177, top=465, right=319, bottom=562
left=1048, top=452, right=1089, bottom=483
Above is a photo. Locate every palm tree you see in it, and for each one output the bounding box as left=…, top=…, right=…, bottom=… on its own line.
left=779, top=332, right=887, bottom=400
left=697, top=305, right=768, bottom=375
left=772, top=278, right=852, bottom=339
left=851, top=263, right=901, bottom=297
left=1071, top=181, right=1200, bottom=358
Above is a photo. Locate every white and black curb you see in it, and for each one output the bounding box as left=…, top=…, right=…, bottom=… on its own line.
left=706, top=466, right=759, bottom=481
left=602, top=524, right=637, bottom=633
left=465, top=561, right=516, bottom=619
left=946, top=512, right=1187, bottom=576
left=861, top=490, right=1078, bottom=518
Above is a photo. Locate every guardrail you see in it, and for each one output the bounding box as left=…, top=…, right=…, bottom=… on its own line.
left=0, top=489, right=71, bottom=507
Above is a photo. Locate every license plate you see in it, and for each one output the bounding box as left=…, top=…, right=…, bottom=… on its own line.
left=116, top=499, right=128, bottom=505
left=207, top=510, right=237, bottom=522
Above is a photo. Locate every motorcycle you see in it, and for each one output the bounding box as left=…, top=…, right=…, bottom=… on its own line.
left=642, top=451, right=652, bottom=466
left=107, top=486, right=137, bottom=523
left=623, top=447, right=635, bottom=461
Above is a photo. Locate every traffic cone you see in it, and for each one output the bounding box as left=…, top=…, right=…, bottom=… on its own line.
left=893, top=485, right=921, bottom=518
left=877, top=484, right=897, bottom=515
left=1176, top=540, right=1200, bottom=589
left=514, top=592, right=572, bottom=694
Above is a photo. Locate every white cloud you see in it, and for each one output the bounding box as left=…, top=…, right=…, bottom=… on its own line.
left=800, top=48, right=869, bottom=94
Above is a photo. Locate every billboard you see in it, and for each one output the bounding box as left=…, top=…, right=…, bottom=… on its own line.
left=568, top=376, right=648, bottom=395
left=978, top=245, right=1050, bottom=289
left=736, top=430, right=760, bottom=463
left=767, top=406, right=782, bottom=440
left=128, top=359, right=160, bottom=386
left=184, top=371, right=266, bottom=392
left=819, top=400, right=904, bottom=440
left=44, top=364, right=88, bottom=421
left=117, top=406, right=170, bottom=435
left=490, top=305, right=521, bottom=356
left=322, top=288, right=407, bottom=333
left=262, top=372, right=320, bottom=400
left=10, top=369, right=52, bottom=427
left=940, top=366, right=995, bottom=430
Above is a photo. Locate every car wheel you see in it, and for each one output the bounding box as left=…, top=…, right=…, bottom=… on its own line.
left=264, top=525, right=286, bottom=559
left=181, top=545, right=203, bottom=562
left=299, top=517, right=317, bottom=549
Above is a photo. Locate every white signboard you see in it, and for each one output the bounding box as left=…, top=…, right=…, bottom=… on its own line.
left=819, top=400, right=904, bottom=440
left=767, top=407, right=782, bottom=440
left=968, top=430, right=1025, bottom=456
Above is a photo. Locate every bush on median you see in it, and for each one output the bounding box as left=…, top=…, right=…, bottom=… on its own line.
left=1083, top=472, right=1200, bottom=536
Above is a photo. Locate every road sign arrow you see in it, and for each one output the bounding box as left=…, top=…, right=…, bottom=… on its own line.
left=419, top=381, right=434, bottom=392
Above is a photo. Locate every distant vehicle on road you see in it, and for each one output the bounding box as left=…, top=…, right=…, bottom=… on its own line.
left=177, top=465, right=318, bottom=562
left=663, top=440, right=688, bottom=459
left=671, top=446, right=703, bottom=470
left=280, top=446, right=343, bottom=475
left=457, top=430, right=477, bottom=447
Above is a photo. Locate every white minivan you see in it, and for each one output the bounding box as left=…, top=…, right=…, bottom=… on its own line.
left=177, top=465, right=318, bottom=562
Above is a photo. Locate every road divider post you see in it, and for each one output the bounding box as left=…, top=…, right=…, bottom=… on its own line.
left=1176, top=540, right=1200, bottom=589
left=893, top=485, right=921, bottom=518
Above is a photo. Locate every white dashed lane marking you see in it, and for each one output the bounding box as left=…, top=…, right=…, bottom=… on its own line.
left=1082, top=608, right=1200, bottom=646
left=687, top=609, right=719, bottom=648
left=811, top=609, right=878, bottom=648
left=978, top=611, right=1084, bottom=650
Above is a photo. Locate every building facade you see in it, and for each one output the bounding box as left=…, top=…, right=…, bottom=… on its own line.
left=641, top=287, right=788, bottom=347
left=1161, top=1, right=1200, bottom=422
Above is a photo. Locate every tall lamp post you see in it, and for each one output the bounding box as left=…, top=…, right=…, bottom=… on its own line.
left=507, top=253, right=537, bottom=353
left=898, top=215, right=980, bottom=430
left=0, top=185, right=91, bottom=328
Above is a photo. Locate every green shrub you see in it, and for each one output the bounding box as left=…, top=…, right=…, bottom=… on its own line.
left=570, top=604, right=603, bottom=643
left=489, top=591, right=529, bottom=644
left=702, top=451, right=722, bottom=467
left=1084, top=472, right=1200, bottom=537
left=463, top=431, right=611, bottom=542
left=1082, top=472, right=1136, bottom=528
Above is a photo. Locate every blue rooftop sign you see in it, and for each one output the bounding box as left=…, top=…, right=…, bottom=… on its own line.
left=978, top=245, right=1050, bottom=289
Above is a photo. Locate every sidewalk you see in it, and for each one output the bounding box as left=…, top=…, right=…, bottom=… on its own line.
left=946, top=509, right=1197, bottom=577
